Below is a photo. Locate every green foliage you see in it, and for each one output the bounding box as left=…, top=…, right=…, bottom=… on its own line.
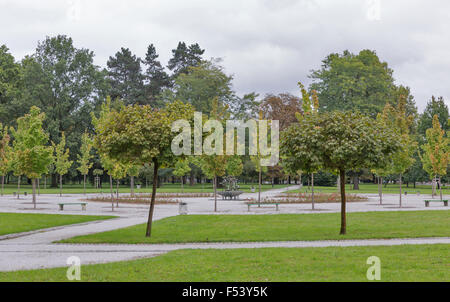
left=53, top=132, right=73, bottom=177
left=167, top=41, right=205, bottom=78
left=225, top=155, right=243, bottom=177
left=166, top=59, right=238, bottom=114
left=0, top=45, right=22, bottom=125
left=10, top=106, right=54, bottom=179
left=310, top=49, right=397, bottom=116
left=172, top=159, right=191, bottom=178
left=76, top=131, right=94, bottom=176
left=421, top=115, right=449, bottom=178
left=418, top=96, right=449, bottom=142
left=281, top=111, right=401, bottom=174
left=0, top=124, right=12, bottom=176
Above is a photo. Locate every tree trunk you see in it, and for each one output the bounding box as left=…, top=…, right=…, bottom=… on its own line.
left=378, top=176, right=383, bottom=205
left=181, top=176, right=184, bottom=193
left=17, top=175, right=21, bottom=199
left=352, top=176, right=359, bottom=190
left=339, top=169, right=346, bottom=235
left=145, top=159, right=159, bottom=237
left=439, top=176, right=443, bottom=201
left=311, top=173, right=315, bottom=210
left=258, top=167, right=262, bottom=207
left=399, top=173, right=402, bottom=208
left=32, top=178, right=36, bottom=209
left=83, top=174, right=86, bottom=195
left=190, top=170, right=195, bottom=186
left=37, top=178, right=40, bottom=196
left=298, top=172, right=302, bottom=201
left=130, top=176, right=135, bottom=197
left=116, top=180, right=119, bottom=206
left=109, top=175, right=114, bottom=211
left=214, top=176, right=218, bottom=212
left=1, top=175, right=4, bottom=196
left=59, top=174, right=63, bottom=197
left=432, top=175, right=437, bottom=197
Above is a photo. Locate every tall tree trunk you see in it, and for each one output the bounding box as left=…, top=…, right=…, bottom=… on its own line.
left=339, top=169, right=347, bottom=235
left=258, top=167, right=262, bottom=207
left=432, top=175, right=436, bottom=197
left=214, top=176, right=218, bottom=212
left=145, top=159, right=159, bottom=237
left=311, top=173, right=315, bottom=210
left=37, top=178, right=40, bottom=196
left=17, top=175, right=20, bottom=199
left=399, top=173, right=402, bottom=208
left=83, top=174, right=86, bottom=195
left=439, top=176, right=443, bottom=201
left=59, top=174, right=63, bottom=197
left=32, top=178, right=36, bottom=209
left=130, top=176, right=135, bottom=197
left=337, top=175, right=340, bottom=193
left=110, top=175, right=114, bottom=211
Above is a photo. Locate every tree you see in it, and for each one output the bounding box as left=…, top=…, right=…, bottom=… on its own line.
left=21, top=35, right=108, bottom=186
left=166, top=59, right=238, bottom=114
left=10, top=107, right=53, bottom=208
left=167, top=42, right=204, bottom=78
left=0, top=124, right=12, bottom=196
left=421, top=115, right=449, bottom=201
left=53, top=132, right=73, bottom=197
left=0, top=44, right=22, bottom=125
left=310, top=49, right=396, bottom=117
left=281, top=111, right=401, bottom=234
left=127, top=164, right=141, bottom=196
left=172, top=159, right=191, bottom=193
left=259, top=93, right=302, bottom=131
left=143, top=44, right=171, bottom=106
left=107, top=47, right=145, bottom=105
left=378, top=95, right=417, bottom=207
left=92, top=99, right=194, bottom=237
left=418, top=96, right=449, bottom=142
left=76, top=131, right=94, bottom=195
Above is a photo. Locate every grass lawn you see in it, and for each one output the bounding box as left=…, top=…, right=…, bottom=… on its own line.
left=0, top=212, right=115, bottom=236
left=289, top=183, right=450, bottom=196
left=60, top=210, right=450, bottom=244
left=1, top=244, right=448, bottom=281
left=0, top=183, right=289, bottom=195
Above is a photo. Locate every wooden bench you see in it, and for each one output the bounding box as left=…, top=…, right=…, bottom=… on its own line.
left=247, top=203, right=279, bottom=212
left=58, top=202, right=87, bottom=211
left=424, top=199, right=448, bottom=207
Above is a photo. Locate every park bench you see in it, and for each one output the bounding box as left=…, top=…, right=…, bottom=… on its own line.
left=423, top=199, right=448, bottom=207
left=58, top=202, right=87, bottom=211
left=247, top=202, right=279, bottom=212
left=13, top=192, right=27, bottom=196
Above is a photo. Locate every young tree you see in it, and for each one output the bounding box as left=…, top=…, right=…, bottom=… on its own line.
left=378, top=95, right=417, bottom=207
left=172, top=159, right=191, bottom=193
left=92, top=99, right=194, bottom=237
left=53, top=132, right=73, bottom=197
left=281, top=111, right=401, bottom=234
left=0, top=125, right=12, bottom=196
left=10, top=107, right=53, bottom=208
left=127, top=164, right=141, bottom=196
left=421, top=115, right=449, bottom=201
left=76, top=131, right=94, bottom=195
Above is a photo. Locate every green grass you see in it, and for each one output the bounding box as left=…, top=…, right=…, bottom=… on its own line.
left=0, top=212, right=115, bottom=236
left=0, top=183, right=289, bottom=195
left=60, top=211, right=450, bottom=244
left=1, top=244, right=448, bottom=281
left=290, top=183, right=450, bottom=195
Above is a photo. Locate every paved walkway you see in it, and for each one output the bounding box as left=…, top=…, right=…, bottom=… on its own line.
left=0, top=186, right=448, bottom=271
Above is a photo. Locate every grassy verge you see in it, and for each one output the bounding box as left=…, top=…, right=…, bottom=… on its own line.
left=0, top=212, right=115, bottom=236
left=1, top=244, right=448, bottom=281
left=0, top=183, right=289, bottom=195
left=60, top=210, right=450, bottom=244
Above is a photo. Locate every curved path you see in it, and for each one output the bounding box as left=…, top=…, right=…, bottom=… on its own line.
left=0, top=185, right=448, bottom=272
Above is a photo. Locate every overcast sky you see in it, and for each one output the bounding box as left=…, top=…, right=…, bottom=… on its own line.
left=1, top=0, right=449, bottom=112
